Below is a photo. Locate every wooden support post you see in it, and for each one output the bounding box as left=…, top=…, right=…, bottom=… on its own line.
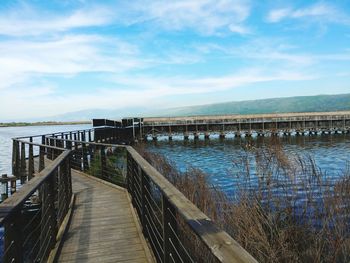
left=10, top=177, right=16, bottom=194
left=1, top=174, right=9, bottom=200
left=88, top=130, right=92, bottom=142
left=28, top=143, right=34, bottom=180
left=12, top=140, right=19, bottom=177
left=20, top=142, right=26, bottom=184
left=46, top=138, right=51, bottom=159
left=100, top=146, right=106, bottom=179
left=39, top=146, right=45, bottom=172
left=50, top=137, right=55, bottom=160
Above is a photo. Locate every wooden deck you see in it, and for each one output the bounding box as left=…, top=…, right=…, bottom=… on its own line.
left=58, top=170, right=154, bottom=263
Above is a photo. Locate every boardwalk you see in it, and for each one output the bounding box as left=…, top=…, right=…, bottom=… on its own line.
left=2, top=131, right=256, bottom=263
left=58, top=170, right=154, bottom=263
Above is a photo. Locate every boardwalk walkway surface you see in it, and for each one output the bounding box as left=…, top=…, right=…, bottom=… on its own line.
left=58, top=170, right=154, bottom=263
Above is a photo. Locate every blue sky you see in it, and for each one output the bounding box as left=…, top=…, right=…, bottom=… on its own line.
left=0, top=0, right=349, bottom=121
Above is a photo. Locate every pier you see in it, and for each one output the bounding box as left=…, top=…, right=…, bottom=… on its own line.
left=0, top=127, right=257, bottom=262
left=114, top=111, right=350, bottom=141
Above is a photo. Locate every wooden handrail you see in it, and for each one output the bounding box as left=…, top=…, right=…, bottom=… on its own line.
left=126, top=146, right=257, bottom=263
left=0, top=150, right=71, bottom=224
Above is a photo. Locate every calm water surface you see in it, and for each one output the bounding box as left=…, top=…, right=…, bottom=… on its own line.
left=145, top=134, right=350, bottom=194
left=0, top=124, right=91, bottom=175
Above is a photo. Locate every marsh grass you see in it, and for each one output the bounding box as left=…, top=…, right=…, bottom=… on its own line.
left=135, top=140, right=350, bottom=263
left=88, top=147, right=126, bottom=186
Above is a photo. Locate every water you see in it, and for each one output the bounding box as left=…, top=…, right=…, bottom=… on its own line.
left=0, top=124, right=91, bottom=175
left=144, top=134, right=350, bottom=195
left=1, top=125, right=349, bottom=195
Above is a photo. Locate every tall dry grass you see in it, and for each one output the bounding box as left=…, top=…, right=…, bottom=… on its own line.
left=135, top=140, right=350, bottom=263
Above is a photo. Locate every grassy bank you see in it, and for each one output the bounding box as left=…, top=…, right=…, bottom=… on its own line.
left=0, top=121, right=90, bottom=127
left=135, top=141, right=350, bottom=263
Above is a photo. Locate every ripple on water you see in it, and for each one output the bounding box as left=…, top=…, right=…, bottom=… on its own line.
left=145, top=134, right=350, bottom=194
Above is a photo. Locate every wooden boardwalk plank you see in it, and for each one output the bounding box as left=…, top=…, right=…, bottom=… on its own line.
left=58, top=170, right=154, bottom=263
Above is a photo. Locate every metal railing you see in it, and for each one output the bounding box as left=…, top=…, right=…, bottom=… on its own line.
left=3, top=127, right=256, bottom=262
left=126, top=147, right=257, bottom=263
left=39, top=130, right=257, bottom=262
left=0, top=138, right=72, bottom=262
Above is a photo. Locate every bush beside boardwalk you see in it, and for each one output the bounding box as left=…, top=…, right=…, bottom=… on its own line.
left=135, top=141, right=350, bottom=263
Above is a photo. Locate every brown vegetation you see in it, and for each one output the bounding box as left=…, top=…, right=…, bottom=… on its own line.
left=135, top=140, right=350, bottom=263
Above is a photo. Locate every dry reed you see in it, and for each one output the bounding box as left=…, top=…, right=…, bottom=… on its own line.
left=135, top=140, right=350, bottom=263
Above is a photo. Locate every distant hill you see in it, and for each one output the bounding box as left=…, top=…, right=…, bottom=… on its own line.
left=17, top=93, right=350, bottom=122
left=150, top=93, right=350, bottom=117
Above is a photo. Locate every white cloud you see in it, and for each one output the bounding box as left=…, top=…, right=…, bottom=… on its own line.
left=0, top=34, right=145, bottom=90
left=0, top=6, right=113, bottom=36
left=266, top=8, right=292, bottom=23
left=266, top=2, right=350, bottom=24
left=125, top=0, right=252, bottom=35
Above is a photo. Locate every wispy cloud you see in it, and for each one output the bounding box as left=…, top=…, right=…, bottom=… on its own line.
left=0, top=34, right=147, bottom=90
left=124, top=0, right=252, bottom=35
left=0, top=5, right=113, bottom=36
left=266, top=2, right=350, bottom=24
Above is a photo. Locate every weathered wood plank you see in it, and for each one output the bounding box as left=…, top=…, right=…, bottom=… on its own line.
left=58, top=170, right=153, bottom=263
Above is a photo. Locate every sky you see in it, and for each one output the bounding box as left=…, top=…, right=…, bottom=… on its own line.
left=0, top=0, right=349, bottom=121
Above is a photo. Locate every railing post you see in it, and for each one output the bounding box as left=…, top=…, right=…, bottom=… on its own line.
left=126, top=150, right=134, bottom=196
left=1, top=174, right=9, bottom=201
left=49, top=137, right=55, bottom=160
left=12, top=140, right=19, bottom=177
left=39, top=173, right=57, bottom=260
left=141, top=170, right=150, bottom=238
left=82, top=143, right=89, bottom=171
left=20, top=142, right=26, bottom=183
left=73, top=141, right=80, bottom=170
left=28, top=143, right=34, bottom=180
left=39, top=146, right=45, bottom=172
left=88, top=130, right=92, bottom=142
left=100, top=146, right=106, bottom=178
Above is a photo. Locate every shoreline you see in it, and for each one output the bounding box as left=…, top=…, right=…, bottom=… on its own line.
left=0, top=121, right=91, bottom=128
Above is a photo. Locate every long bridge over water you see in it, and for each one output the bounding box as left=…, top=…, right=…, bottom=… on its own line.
left=0, top=111, right=349, bottom=262
left=94, top=111, right=350, bottom=141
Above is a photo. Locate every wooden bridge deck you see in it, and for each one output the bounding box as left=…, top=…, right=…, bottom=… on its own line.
left=58, top=170, right=154, bottom=263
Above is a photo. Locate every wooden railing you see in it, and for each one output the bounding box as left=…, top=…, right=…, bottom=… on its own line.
left=3, top=128, right=257, bottom=262
left=0, top=139, right=72, bottom=262
left=126, top=146, right=257, bottom=263
left=41, top=131, right=256, bottom=262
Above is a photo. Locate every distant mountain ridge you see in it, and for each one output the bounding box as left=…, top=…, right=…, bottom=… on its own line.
left=13, top=93, right=350, bottom=122
left=150, top=93, right=350, bottom=117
